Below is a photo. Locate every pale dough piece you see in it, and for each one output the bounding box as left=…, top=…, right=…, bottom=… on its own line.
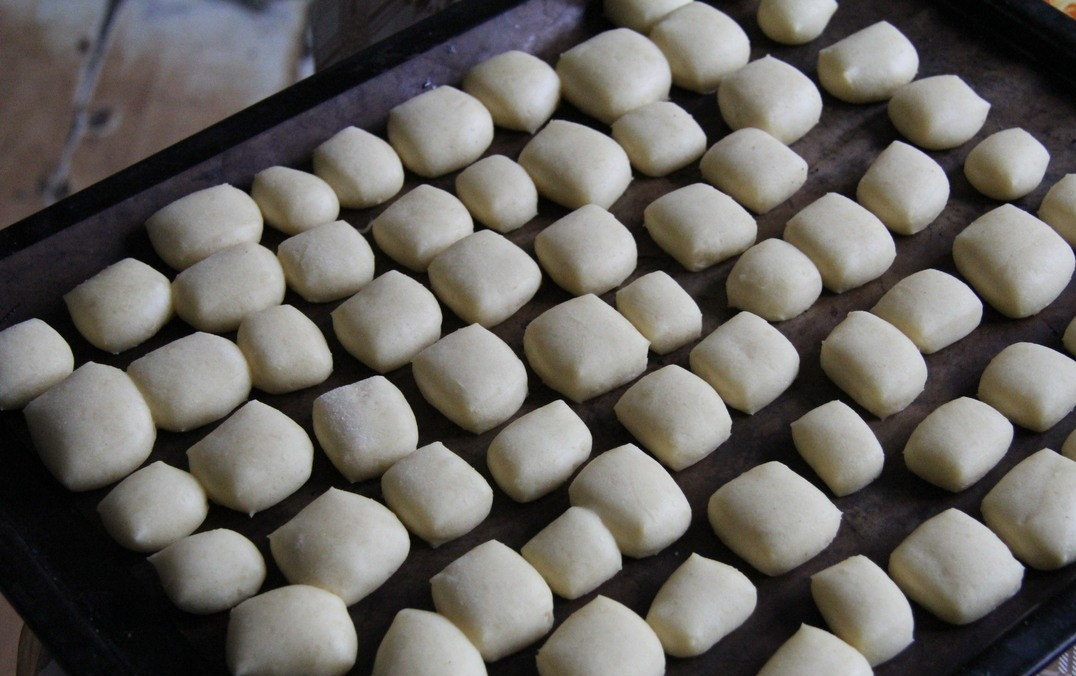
left=372, top=609, right=486, bottom=676
left=817, top=21, right=918, bottom=103
left=0, top=318, right=73, bottom=410
left=428, top=230, right=541, bottom=327
left=386, top=85, right=493, bottom=177
left=226, top=585, right=357, bottom=676
left=978, top=342, right=1076, bottom=432
left=870, top=269, right=982, bottom=354
left=462, top=50, right=560, bottom=134
left=1068, top=316, right=1076, bottom=356
left=523, top=294, right=649, bottom=403
left=518, top=120, right=632, bottom=210
left=24, top=362, right=154, bottom=492
left=370, top=184, right=474, bottom=273
left=330, top=270, right=442, bottom=373
left=251, top=166, right=340, bottom=235
left=903, top=397, right=1013, bottom=492
left=964, top=127, right=1051, bottom=201
left=381, top=442, right=493, bottom=547
left=791, top=400, right=884, bottom=497
left=172, top=242, right=286, bottom=333
left=269, top=487, right=409, bottom=605
left=611, top=101, right=706, bottom=177
left=953, top=204, right=1074, bottom=318
left=568, top=443, right=691, bottom=557
left=236, top=304, right=332, bottom=394
left=889, top=508, right=1023, bottom=624
left=643, top=182, right=758, bottom=271
left=64, top=258, right=173, bottom=354
left=145, top=183, right=263, bottom=271
left=857, top=140, right=950, bottom=235
left=811, top=555, right=914, bottom=666
left=411, top=324, right=528, bottom=434
left=277, top=220, right=376, bottom=303
left=757, top=0, right=837, bottom=45
left=487, top=400, right=592, bottom=502
left=127, top=332, right=251, bottom=432
left=649, top=2, right=749, bottom=93
left=783, top=192, right=896, bottom=293
left=645, top=553, right=757, bottom=658
left=614, top=364, right=731, bottom=471
left=699, top=128, right=808, bottom=214
left=454, top=155, right=538, bottom=233
left=982, top=449, right=1076, bottom=570
left=536, top=596, right=664, bottom=676
left=708, top=461, right=841, bottom=576
left=1066, top=428, right=1076, bottom=460
left=187, top=401, right=314, bottom=515
left=312, top=376, right=418, bottom=483
left=757, top=624, right=872, bottom=676
left=521, top=506, right=622, bottom=599
left=1040, top=174, right=1076, bottom=246
left=430, top=539, right=554, bottom=662
left=604, top=0, right=689, bottom=32
left=888, top=75, right=990, bottom=150
left=726, top=238, right=822, bottom=321
left=820, top=311, right=927, bottom=419
left=97, top=461, right=207, bottom=553
left=689, top=311, right=799, bottom=415
left=312, top=126, right=404, bottom=209
left=148, top=529, right=266, bottom=615
left=614, top=271, right=702, bottom=354
left=717, top=56, right=822, bottom=145
left=556, top=28, right=671, bottom=125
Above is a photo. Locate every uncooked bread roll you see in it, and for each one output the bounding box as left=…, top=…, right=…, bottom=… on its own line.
left=251, top=166, right=340, bottom=235
left=757, top=624, right=872, bottom=676
left=149, top=529, right=265, bottom=615
left=277, top=220, right=376, bottom=303
left=870, top=268, right=982, bottom=354
left=964, top=128, right=1050, bottom=201
left=372, top=609, right=486, bottom=676
left=1040, top=174, right=1076, bottom=246
left=791, top=400, right=884, bottom=497
left=518, top=120, right=632, bottom=210
left=534, top=205, right=637, bottom=296
left=610, top=101, right=706, bottom=177
left=614, top=270, right=702, bottom=354
left=64, top=258, right=173, bottom=354
left=387, top=85, right=493, bottom=177
left=649, top=2, right=750, bottom=93
left=888, top=75, right=990, bottom=150
left=454, top=155, right=539, bottom=233
left=817, top=21, right=918, bottom=103
left=312, top=126, right=404, bottom=209
left=726, top=238, right=822, bottom=322
left=857, top=140, right=949, bottom=235
left=718, top=56, right=822, bottom=144
left=903, top=397, right=1013, bottom=492
left=521, top=506, right=622, bottom=599
left=370, top=184, right=474, bottom=273
left=643, top=182, right=757, bottom=271
left=97, top=461, right=207, bottom=553
left=462, top=50, right=560, bottom=134
left=236, top=304, right=333, bottom=394
left=699, top=128, right=808, bottom=214
left=172, top=242, right=286, bottom=333
left=145, top=183, right=263, bottom=271
left=757, top=0, right=837, bottom=45
left=536, top=596, right=664, bottom=676
left=604, top=0, right=689, bottom=32
left=0, top=318, right=73, bottom=410
left=978, top=342, right=1076, bottom=432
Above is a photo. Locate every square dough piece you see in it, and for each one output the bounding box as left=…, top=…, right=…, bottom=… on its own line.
left=889, top=508, right=1023, bottom=624
left=556, top=28, right=671, bottom=125
left=312, top=126, right=404, bottom=209
left=521, top=506, right=622, bottom=599
left=615, top=271, right=702, bottom=354
left=791, top=400, right=885, bottom=497
left=783, top=192, right=896, bottom=293
left=817, top=21, right=918, bottom=103
left=643, top=183, right=757, bottom=272
left=236, top=304, right=333, bottom=394
left=64, top=258, right=173, bottom=354
left=251, top=166, right=340, bottom=235
left=964, top=127, right=1050, bottom=201
left=707, top=461, right=841, bottom=576
left=536, top=596, right=665, bottom=676
left=277, top=220, right=376, bottom=303
left=888, top=75, right=990, bottom=150
left=371, top=184, right=474, bottom=273
left=757, top=624, right=872, bottom=676
left=331, top=270, right=442, bottom=373
left=428, top=230, right=542, bottom=327
left=0, top=318, right=73, bottom=410
left=611, top=101, right=706, bottom=177
left=431, top=540, right=554, bottom=662
left=373, top=609, right=486, bottom=676
left=381, top=442, right=493, bottom=547
left=645, top=553, right=757, bottom=658
left=717, top=56, right=822, bottom=145
left=757, top=0, right=837, bottom=45
left=604, top=0, right=689, bottom=32
left=649, top=2, right=750, bottom=93
left=523, top=294, right=650, bottom=403
left=726, top=238, right=822, bottom=322
left=978, top=342, right=1076, bottom=432
left=454, top=155, right=538, bottom=233
left=462, top=51, right=560, bottom=134
left=614, top=364, right=731, bottom=471
left=97, top=461, right=208, bottom=553
left=386, top=85, right=493, bottom=177
left=1040, top=173, right=1076, bottom=246
left=487, top=400, right=593, bottom=502
left=145, top=183, right=263, bottom=271
left=689, top=311, right=799, bottom=415
left=857, top=140, right=950, bottom=235
left=172, top=242, right=286, bottom=333
left=700, top=128, right=808, bottom=214
left=411, top=324, right=528, bottom=434
left=953, top=204, right=1075, bottom=319
left=568, top=443, right=691, bottom=557
left=870, top=268, right=983, bottom=354
left=24, top=362, right=154, bottom=492
left=149, top=529, right=265, bottom=615
left=519, top=120, right=632, bottom=210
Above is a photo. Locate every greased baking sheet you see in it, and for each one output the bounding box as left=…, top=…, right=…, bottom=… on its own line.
left=1, top=0, right=1075, bottom=673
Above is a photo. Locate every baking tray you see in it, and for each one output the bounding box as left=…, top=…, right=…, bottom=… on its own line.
left=2, top=0, right=1076, bottom=674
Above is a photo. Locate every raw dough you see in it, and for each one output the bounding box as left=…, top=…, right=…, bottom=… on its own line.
left=791, top=400, right=885, bottom=497
left=536, top=596, right=664, bottom=676
left=521, top=506, right=622, bottom=599
left=717, top=56, right=822, bottom=144
left=0, top=318, right=73, bottom=410
left=903, top=396, right=1013, bottom=492
left=603, top=0, right=689, bottom=32
left=978, top=342, right=1076, bottom=432
left=649, top=2, right=750, bottom=93
left=535, top=205, right=637, bottom=296
left=386, top=85, right=493, bottom=177
left=699, top=128, right=808, bottom=214
left=462, top=50, right=560, bottom=134
left=251, top=166, right=340, bottom=235
left=757, top=624, right=872, bottom=676
left=964, top=127, right=1050, bottom=201
left=145, top=183, right=263, bottom=271
left=454, top=155, right=538, bottom=233
left=643, top=182, right=757, bottom=271
left=64, top=258, right=173, bottom=353
left=277, top=220, right=375, bottom=303
left=870, top=268, right=982, bottom=354
left=726, top=238, right=822, bottom=321
left=614, top=270, right=702, bottom=354
left=372, top=609, right=486, bottom=676
left=610, top=101, right=706, bottom=177
left=817, top=21, right=918, bottom=103
left=857, top=140, right=950, bottom=235
left=236, top=304, right=333, bottom=394
left=97, top=461, right=207, bottom=553
left=887, top=74, right=990, bottom=150
left=172, top=242, right=286, bottom=333
left=757, top=0, right=837, bottom=45
left=312, top=126, right=404, bottom=209
left=148, top=529, right=265, bottom=615
left=1040, top=174, right=1076, bottom=246
left=370, top=184, right=474, bottom=273
left=518, top=120, right=632, bottom=210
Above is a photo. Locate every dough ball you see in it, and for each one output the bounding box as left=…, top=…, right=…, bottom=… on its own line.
left=889, top=508, right=1023, bottom=624
left=518, top=120, right=632, bottom=210
left=1066, top=428, right=1076, bottom=460
left=24, top=362, right=154, bottom=491
left=454, top=155, right=538, bottom=233
left=462, top=50, right=560, bottom=134
left=386, top=85, right=493, bottom=177
left=237, top=305, right=332, bottom=394
left=791, top=400, right=884, bottom=497
left=145, top=183, right=263, bottom=271
left=535, top=205, right=637, bottom=296
left=964, top=127, right=1050, bottom=201
left=717, top=56, right=822, bottom=144
left=818, top=21, right=918, bottom=103
left=269, top=487, right=409, bottom=605
left=430, top=539, right=554, bottom=662
left=187, top=401, right=313, bottom=515
left=888, top=75, right=990, bottom=150
left=149, top=529, right=265, bottom=615
left=726, top=238, right=822, bottom=321
left=700, top=128, right=808, bottom=214
left=870, top=268, right=982, bottom=354
left=611, top=101, right=706, bottom=177
left=521, top=506, right=622, bottom=599
left=757, top=0, right=837, bottom=45
left=277, top=220, right=376, bottom=303
left=649, top=2, right=750, bottom=93
left=372, top=608, right=486, bottom=676
left=857, top=140, right=949, bottom=235
left=615, top=270, right=702, bottom=354
left=604, top=0, right=689, bottom=32
left=757, top=624, right=872, bottom=676
left=0, top=318, right=73, bottom=410
left=487, top=399, right=592, bottom=502
left=330, top=270, right=442, bottom=373
left=689, top=311, right=799, bottom=415
left=536, top=596, right=664, bottom=676
left=1067, top=315, right=1076, bottom=357
left=64, top=258, right=173, bottom=354
left=371, top=184, right=474, bottom=273
left=953, top=204, right=1074, bottom=318
left=1040, top=173, right=1076, bottom=246
left=97, top=461, right=207, bottom=553
left=251, top=166, right=340, bottom=235
left=312, top=126, right=404, bottom=209
left=172, top=242, right=286, bottom=333
left=643, top=182, right=757, bottom=271
left=978, top=342, right=1076, bottom=432
left=568, top=443, right=691, bottom=557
